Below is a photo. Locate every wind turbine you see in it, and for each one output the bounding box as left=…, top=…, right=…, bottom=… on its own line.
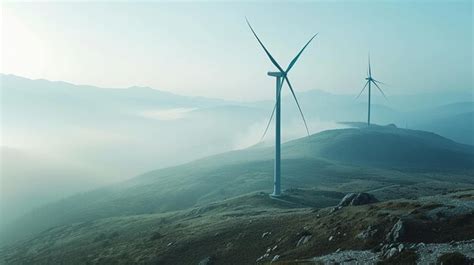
left=246, top=18, right=317, bottom=197
left=356, top=54, right=387, bottom=126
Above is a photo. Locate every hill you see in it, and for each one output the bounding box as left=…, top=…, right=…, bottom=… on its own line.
left=2, top=125, right=473, bottom=245
left=0, top=74, right=266, bottom=222
left=416, top=111, right=474, bottom=146
left=406, top=102, right=474, bottom=145
left=2, top=74, right=472, bottom=226
left=2, top=189, right=473, bottom=264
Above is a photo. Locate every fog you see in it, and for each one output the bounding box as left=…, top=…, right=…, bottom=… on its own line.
left=2, top=2, right=472, bottom=229
left=0, top=75, right=327, bottom=225
left=0, top=74, right=472, bottom=229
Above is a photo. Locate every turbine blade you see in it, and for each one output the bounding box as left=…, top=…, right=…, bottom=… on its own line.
left=372, top=78, right=387, bottom=86
left=260, top=102, right=277, bottom=142
left=368, top=53, right=372, bottom=77
left=260, top=80, right=284, bottom=141
left=286, top=33, right=318, bottom=73
left=246, top=18, right=284, bottom=72
left=284, top=76, right=310, bottom=136
left=356, top=81, right=369, bottom=99
left=372, top=80, right=388, bottom=100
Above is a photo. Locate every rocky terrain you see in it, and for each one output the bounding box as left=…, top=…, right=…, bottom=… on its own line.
left=2, top=189, right=472, bottom=265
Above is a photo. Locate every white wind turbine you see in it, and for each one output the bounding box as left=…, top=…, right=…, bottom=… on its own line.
left=247, top=18, right=317, bottom=197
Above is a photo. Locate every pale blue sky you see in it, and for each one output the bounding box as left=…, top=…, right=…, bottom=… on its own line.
left=2, top=1, right=472, bottom=100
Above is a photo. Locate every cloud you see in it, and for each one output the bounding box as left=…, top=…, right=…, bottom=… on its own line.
left=231, top=117, right=347, bottom=150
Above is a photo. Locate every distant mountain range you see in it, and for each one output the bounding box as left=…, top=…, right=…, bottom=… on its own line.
left=0, top=74, right=472, bottom=241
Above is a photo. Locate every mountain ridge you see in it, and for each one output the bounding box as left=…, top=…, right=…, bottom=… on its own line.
left=2, top=125, right=473, bottom=245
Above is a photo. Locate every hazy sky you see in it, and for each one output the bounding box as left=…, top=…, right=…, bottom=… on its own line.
left=1, top=1, right=472, bottom=100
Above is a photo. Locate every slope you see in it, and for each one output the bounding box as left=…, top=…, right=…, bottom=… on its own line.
left=1, top=126, right=473, bottom=244
left=2, top=189, right=473, bottom=264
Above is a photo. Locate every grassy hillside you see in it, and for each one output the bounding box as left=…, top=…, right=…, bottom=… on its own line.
left=2, top=189, right=473, bottom=264
left=2, top=126, right=473, bottom=244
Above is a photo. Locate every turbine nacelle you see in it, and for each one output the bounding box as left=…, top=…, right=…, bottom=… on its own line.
left=268, top=71, right=285, bottom=77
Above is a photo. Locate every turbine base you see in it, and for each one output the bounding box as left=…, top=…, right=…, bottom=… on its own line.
left=270, top=192, right=282, bottom=198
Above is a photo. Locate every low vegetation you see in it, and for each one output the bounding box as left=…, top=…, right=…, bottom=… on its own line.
left=1, top=190, right=473, bottom=264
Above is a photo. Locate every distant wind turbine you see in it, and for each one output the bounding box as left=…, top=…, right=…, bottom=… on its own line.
left=246, top=18, right=317, bottom=197
left=356, top=54, right=387, bottom=126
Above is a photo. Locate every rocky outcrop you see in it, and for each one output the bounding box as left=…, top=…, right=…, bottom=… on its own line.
left=386, top=219, right=405, bottom=242
left=332, top=193, right=378, bottom=212
left=338, top=193, right=379, bottom=207
left=311, top=240, right=474, bottom=265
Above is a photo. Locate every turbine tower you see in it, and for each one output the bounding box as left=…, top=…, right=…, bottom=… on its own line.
left=246, top=18, right=317, bottom=197
left=356, top=55, right=387, bottom=126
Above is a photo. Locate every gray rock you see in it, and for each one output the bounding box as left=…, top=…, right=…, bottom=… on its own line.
left=296, top=235, right=312, bottom=247
left=312, top=250, right=379, bottom=264
left=271, top=255, right=280, bottom=263
left=386, top=219, right=405, bottom=242
left=256, top=253, right=270, bottom=262
left=386, top=247, right=398, bottom=258
left=398, top=243, right=404, bottom=252
left=337, top=193, right=379, bottom=208
left=425, top=201, right=474, bottom=221
left=261, top=232, right=271, bottom=238
left=198, top=256, right=214, bottom=265
left=415, top=239, right=474, bottom=264
left=356, top=225, right=378, bottom=240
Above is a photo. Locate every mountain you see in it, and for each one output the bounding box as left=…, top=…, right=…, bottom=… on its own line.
left=2, top=125, right=473, bottom=244
left=1, top=74, right=228, bottom=111
left=407, top=102, right=474, bottom=145
left=1, top=74, right=472, bottom=242
left=0, top=74, right=268, bottom=222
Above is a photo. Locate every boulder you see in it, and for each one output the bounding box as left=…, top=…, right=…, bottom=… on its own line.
left=338, top=193, right=379, bottom=207
left=198, top=256, right=215, bottom=265
left=386, top=219, right=405, bottom=242
left=271, top=255, right=280, bottom=263
left=356, top=225, right=378, bottom=240
left=386, top=247, right=398, bottom=258
left=261, top=232, right=271, bottom=238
